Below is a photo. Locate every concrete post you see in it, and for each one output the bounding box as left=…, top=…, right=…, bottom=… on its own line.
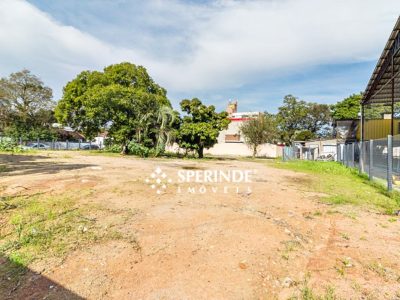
left=359, top=141, right=364, bottom=174
left=369, top=140, right=373, bottom=180
left=387, top=135, right=393, bottom=191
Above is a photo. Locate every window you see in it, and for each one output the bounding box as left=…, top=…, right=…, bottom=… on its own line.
left=225, top=134, right=241, bottom=143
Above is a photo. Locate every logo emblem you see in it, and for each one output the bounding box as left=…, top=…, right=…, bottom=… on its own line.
left=145, top=167, right=172, bottom=194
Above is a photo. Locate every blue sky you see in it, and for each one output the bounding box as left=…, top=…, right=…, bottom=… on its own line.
left=1, top=0, right=399, bottom=112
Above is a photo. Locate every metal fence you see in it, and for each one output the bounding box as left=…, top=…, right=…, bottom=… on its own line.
left=336, top=135, right=400, bottom=191
left=282, top=145, right=327, bottom=161
left=0, top=137, right=103, bottom=150
left=283, top=135, right=400, bottom=191
left=282, top=145, right=298, bottom=161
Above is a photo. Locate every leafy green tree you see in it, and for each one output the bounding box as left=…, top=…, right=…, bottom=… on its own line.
left=276, top=95, right=308, bottom=144
left=177, top=98, right=230, bottom=158
left=331, top=93, right=361, bottom=120
left=276, top=95, right=332, bottom=144
left=304, top=103, right=331, bottom=134
left=0, top=69, right=55, bottom=139
left=55, top=62, right=172, bottom=154
left=293, top=130, right=315, bottom=141
left=240, top=113, right=278, bottom=157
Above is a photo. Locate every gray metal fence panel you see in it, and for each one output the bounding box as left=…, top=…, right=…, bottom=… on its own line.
left=336, top=135, right=398, bottom=191
left=392, top=135, right=400, bottom=180
left=370, top=137, right=388, bottom=181
left=283, top=136, right=399, bottom=191
left=3, top=137, right=104, bottom=150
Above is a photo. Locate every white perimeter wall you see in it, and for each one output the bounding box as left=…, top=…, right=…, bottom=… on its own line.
left=166, top=142, right=282, bottom=158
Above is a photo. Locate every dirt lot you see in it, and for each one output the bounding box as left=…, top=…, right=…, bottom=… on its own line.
left=0, top=151, right=400, bottom=299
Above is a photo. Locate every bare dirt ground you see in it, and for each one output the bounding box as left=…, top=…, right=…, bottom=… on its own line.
left=1, top=151, right=400, bottom=299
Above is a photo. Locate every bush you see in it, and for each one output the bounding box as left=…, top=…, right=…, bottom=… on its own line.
left=4, top=126, right=56, bottom=141
left=127, top=142, right=154, bottom=157
left=105, top=142, right=156, bottom=157
left=0, top=139, right=24, bottom=152
left=105, top=144, right=122, bottom=153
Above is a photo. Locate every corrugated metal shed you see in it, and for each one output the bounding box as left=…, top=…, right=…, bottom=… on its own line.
left=362, top=17, right=400, bottom=105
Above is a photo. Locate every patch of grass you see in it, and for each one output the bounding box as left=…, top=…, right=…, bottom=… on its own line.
left=334, top=257, right=353, bottom=277
left=281, top=240, right=302, bottom=260
left=81, top=150, right=123, bottom=157
left=301, top=286, right=337, bottom=300
left=340, top=233, right=350, bottom=240
left=271, top=160, right=400, bottom=214
left=0, top=192, right=138, bottom=268
left=299, top=276, right=339, bottom=300
left=0, top=165, right=7, bottom=173
left=367, top=261, right=387, bottom=279
left=335, top=264, right=346, bottom=277
left=365, top=261, right=400, bottom=283
left=0, top=149, right=39, bottom=155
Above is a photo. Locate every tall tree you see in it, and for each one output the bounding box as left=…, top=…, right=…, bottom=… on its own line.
left=240, top=113, right=277, bottom=158
left=55, top=62, right=172, bottom=154
left=276, top=95, right=308, bottom=144
left=154, top=106, right=179, bottom=155
left=276, top=95, right=332, bottom=144
left=0, top=69, right=55, bottom=138
left=176, top=98, right=230, bottom=158
left=331, top=93, right=361, bottom=120
left=304, top=103, right=331, bottom=134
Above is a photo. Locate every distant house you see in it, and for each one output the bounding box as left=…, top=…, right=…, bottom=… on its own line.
left=56, top=128, right=85, bottom=141
left=217, top=100, right=261, bottom=143
left=52, top=124, right=85, bottom=141
left=167, top=100, right=282, bottom=157
left=94, top=132, right=107, bottom=148
left=204, top=100, right=281, bottom=157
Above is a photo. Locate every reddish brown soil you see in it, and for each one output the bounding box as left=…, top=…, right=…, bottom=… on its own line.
left=0, top=152, right=399, bottom=299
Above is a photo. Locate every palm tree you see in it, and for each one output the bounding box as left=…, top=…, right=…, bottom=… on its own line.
left=155, top=106, right=177, bottom=155
left=136, top=111, right=154, bottom=144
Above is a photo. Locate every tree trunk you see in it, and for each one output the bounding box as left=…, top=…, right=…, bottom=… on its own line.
left=121, top=144, right=128, bottom=155
left=198, top=147, right=204, bottom=158
left=252, top=145, right=257, bottom=158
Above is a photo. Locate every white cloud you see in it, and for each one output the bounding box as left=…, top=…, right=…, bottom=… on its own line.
left=0, top=0, right=144, bottom=97
left=0, top=0, right=399, bottom=101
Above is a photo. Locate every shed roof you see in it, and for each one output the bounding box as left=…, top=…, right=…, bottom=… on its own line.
left=362, top=17, right=400, bottom=105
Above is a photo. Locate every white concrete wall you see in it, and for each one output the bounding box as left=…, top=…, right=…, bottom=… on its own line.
left=206, top=142, right=281, bottom=157
left=166, top=142, right=282, bottom=158
left=218, top=120, right=244, bottom=143
left=303, top=139, right=338, bottom=158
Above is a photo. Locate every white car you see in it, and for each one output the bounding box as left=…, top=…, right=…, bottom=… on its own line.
left=27, top=143, right=50, bottom=150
